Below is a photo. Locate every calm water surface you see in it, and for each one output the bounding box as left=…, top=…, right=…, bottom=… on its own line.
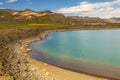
left=30, top=29, right=120, bottom=79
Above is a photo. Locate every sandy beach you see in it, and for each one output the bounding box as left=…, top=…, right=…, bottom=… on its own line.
left=9, top=30, right=111, bottom=80
left=30, top=58, right=110, bottom=80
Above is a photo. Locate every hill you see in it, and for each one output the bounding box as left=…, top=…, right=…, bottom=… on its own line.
left=68, top=16, right=106, bottom=26
left=0, top=9, right=68, bottom=29
left=104, top=17, right=120, bottom=23
left=0, top=9, right=120, bottom=30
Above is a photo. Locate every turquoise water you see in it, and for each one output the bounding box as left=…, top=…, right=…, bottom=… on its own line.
left=30, top=29, right=120, bottom=79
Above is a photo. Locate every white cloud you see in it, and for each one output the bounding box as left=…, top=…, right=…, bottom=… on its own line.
left=55, top=0, right=120, bottom=18
left=6, top=0, right=17, bottom=3
left=0, top=2, right=4, bottom=5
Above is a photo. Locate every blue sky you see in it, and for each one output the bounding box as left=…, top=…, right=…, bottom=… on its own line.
left=0, top=0, right=120, bottom=18
left=0, top=0, right=114, bottom=11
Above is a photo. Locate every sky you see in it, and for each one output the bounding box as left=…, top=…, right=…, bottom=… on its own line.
left=0, top=0, right=120, bottom=18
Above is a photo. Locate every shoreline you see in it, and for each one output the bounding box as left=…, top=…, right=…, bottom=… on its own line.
left=0, top=28, right=116, bottom=80
left=11, top=29, right=111, bottom=80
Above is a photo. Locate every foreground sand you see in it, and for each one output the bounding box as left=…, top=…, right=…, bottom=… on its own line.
left=30, top=58, right=110, bottom=80
left=13, top=30, right=110, bottom=80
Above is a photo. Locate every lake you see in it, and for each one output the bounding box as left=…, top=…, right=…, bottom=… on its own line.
left=29, top=29, right=120, bottom=79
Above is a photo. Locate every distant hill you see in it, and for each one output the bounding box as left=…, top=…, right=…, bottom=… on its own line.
left=68, top=16, right=106, bottom=26
left=0, top=9, right=120, bottom=30
left=104, top=17, right=120, bottom=23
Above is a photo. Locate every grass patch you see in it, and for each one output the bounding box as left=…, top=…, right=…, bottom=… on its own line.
left=27, top=23, right=66, bottom=27
left=28, top=23, right=56, bottom=26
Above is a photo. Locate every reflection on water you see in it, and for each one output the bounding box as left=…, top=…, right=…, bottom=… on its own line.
left=30, top=29, right=120, bottom=79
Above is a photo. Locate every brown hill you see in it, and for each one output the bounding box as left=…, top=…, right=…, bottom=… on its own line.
left=104, top=17, right=120, bottom=23
left=0, top=9, right=68, bottom=29
left=0, top=9, right=120, bottom=30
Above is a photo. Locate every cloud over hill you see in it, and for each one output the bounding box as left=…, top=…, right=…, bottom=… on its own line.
left=56, top=0, right=120, bottom=18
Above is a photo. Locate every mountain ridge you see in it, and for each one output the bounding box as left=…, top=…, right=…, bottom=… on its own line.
left=0, top=9, right=120, bottom=30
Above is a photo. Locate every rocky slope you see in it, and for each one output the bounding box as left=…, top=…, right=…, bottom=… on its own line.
left=0, top=28, right=57, bottom=80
